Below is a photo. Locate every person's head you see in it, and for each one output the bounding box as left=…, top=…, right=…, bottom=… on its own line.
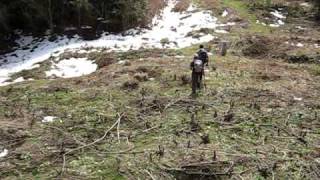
left=193, top=54, right=199, bottom=60
left=199, top=45, right=204, bottom=49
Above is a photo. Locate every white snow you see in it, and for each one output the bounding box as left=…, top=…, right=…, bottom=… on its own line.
left=300, top=2, right=311, bottom=8
left=268, top=9, right=286, bottom=28
left=175, top=55, right=185, bottom=59
left=271, top=10, right=286, bottom=19
left=296, top=43, right=304, bottom=47
left=222, top=10, right=229, bottom=17
left=13, top=77, right=25, bottom=83
left=30, top=64, right=40, bottom=69
left=42, top=116, right=58, bottom=123
left=0, top=0, right=234, bottom=86
left=315, top=44, right=320, bottom=48
left=277, top=19, right=285, bottom=25
left=46, top=58, right=97, bottom=78
left=215, top=30, right=228, bottom=34
left=269, top=24, right=280, bottom=28
left=294, top=96, right=303, bottom=101
left=117, top=60, right=127, bottom=65
left=296, top=26, right=306, bottom=30
left=0, top=149, right=8, bottom=158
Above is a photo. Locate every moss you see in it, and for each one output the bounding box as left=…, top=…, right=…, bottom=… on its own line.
left=117, top=48, right=180, bottom=60
left=10, top=61, right=52, bottom=80
left=222, top=0, right=271, bottom=34
left=308, top=64, right=320, bottom=76
left=69, top=156, right=125, bottom=179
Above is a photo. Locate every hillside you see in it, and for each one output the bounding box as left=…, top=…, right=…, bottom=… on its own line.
left=1, top=0, right=320, bottom=179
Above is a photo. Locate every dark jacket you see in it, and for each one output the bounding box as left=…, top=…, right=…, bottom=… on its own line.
left=197, top=48, right=209, bottom=66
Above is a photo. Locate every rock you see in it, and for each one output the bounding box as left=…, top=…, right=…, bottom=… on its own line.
left=220, top=41, right=228, bottom=56
left=95, top=55, right=116, bottom=68
left=48, top=35, right=58, bottom=42
left=80, top=26, right=98, bottom=40
left=134, top=73, right=149, bottom=82
left=228, top=15, right=243, bottom=22
left=121, top=80, right=139, bottom=90
left=180, top=74, right=191, bottom=85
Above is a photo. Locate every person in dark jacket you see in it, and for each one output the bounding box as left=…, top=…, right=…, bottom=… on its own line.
left=190, top=45, right=209, bottom=95
left=196, top=45, right=209, bottom=84
left=190, top=54, right=204, bottom=95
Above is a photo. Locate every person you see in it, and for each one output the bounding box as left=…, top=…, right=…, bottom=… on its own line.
left=190, top=45, right=209, bottom=95
left=190, top=54, right=204, bottom=95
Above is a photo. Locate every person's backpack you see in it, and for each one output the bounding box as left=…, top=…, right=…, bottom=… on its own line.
left=197, top=49, right=208, bottom=63
left=194, top=59, right=203, bottom=73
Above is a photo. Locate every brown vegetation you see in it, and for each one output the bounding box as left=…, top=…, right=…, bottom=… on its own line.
left=173, top=0, right=191, bottom=12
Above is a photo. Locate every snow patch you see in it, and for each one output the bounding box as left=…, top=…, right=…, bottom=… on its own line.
left=300, top=2, right=311, bottom=8
left=269, top=24, right=280, bottom=28
left=13, top=77, right=25, bottom=83
left=296, top=43, right=304, bottom=47
left=117, top=60, right=127, bottom=65
left=46, top=58, right=97, bottom=78
left=270, top=10, right=286, bottom=19
left=293, top=96, right=303, bottom=101
left=30, top=64, right=40, bottom=69
left=256, top=20, right=267, bottom=26
left=175, top=55, right=185, bottom=59
left=277, top=19, right=285, bottom=25
left=42, top=116, right=58, bottom=123
left=222, top=10, right=229, bottom=17
left=0, top=149, right=8, bottom=158
left=268, top=9, right=286, bottom=28
left=296, top=26, right=306, bottom=30
left=215, top=30, right=228, bottom=34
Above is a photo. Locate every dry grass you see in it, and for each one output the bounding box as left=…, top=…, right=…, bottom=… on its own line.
left=145, top=0, right=166, bottom=25
left=198, top=0, right=221, bottom=12
left=1, top=52, right=320, bottom=179
left=173, top=0, right=191, bottom=12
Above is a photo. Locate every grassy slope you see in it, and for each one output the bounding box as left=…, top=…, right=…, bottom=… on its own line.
left=1, top=0, right=320, bottom=179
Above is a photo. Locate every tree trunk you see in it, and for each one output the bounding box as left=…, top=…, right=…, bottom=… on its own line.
left=48, top=0, right=54, bottom=34
left=318, top=4, right=320, bottom=20
left=220, top=41, right=228, bottom=56
left=78, top=5, right=81, bottom=29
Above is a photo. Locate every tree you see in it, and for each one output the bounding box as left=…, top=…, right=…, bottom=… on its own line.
left=0, top=3, right=9, bottom=34
left=116, top=0, right=147, bottom=30
left=315, top=0, right=320, bottom=20
left=71, top=0, right=91, bottom=29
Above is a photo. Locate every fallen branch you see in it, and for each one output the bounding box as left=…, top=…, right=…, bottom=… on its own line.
left=181, top=160, right=231, bottom=168
left=145, top=170, right=157, bottom=180
left=117, top=115, right=121, bottom=144
left=61, top=113, right=123, bottom=175
left=143, top=125, right=160, bottom=133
